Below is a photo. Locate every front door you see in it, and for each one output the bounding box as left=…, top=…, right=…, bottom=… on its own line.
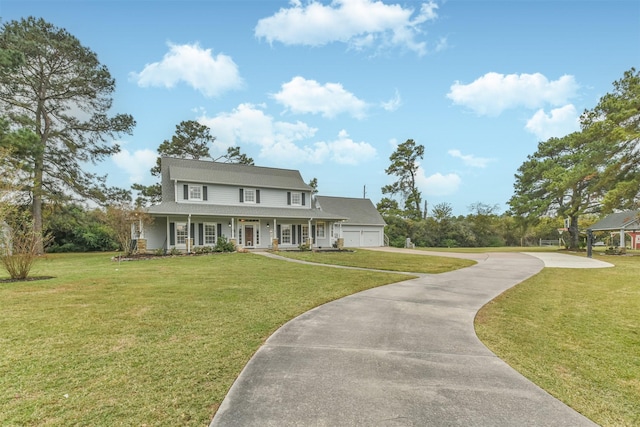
left=245, top=225, right=254, bottom=247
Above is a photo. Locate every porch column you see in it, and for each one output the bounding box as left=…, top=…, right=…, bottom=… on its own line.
left=187, top=214, right=192, bottom=253
left=308, top=218, right=312, bottom=246
left=620, top=228, right=625, bottom=248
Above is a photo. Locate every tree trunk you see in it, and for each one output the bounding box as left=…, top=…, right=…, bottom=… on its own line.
left=568, top=215, right=580, bottom=250
left=32, top=150, right=44, bottom=255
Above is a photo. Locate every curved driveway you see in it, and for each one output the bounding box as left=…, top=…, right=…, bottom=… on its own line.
left=211, top=250, right=610, bottom=426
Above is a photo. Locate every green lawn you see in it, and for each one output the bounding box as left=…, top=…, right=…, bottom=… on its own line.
left=475, top=254, right=640, bottom=427
left=0, top=252, right=414, bottom=426
left=275, top=248, right=475, bottom=273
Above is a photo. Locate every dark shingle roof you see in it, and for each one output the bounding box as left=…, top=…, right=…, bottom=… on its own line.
left=315, top=196, right=386, bottom=226
left=590, top=210, right=640, bottom=231
left=164, top=157, right=312, bottom=191
left=147, top=201, right=346, bottom=220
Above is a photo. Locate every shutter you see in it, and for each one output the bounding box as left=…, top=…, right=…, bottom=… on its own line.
left=183, top=185, right=189, bottom=200
left=217, top=223, right=222, bottom=240
left=292, top=225, right=296, bottom=243
left=203, top=186, right=208, bottom=201
left=239, top=188, right=244, bottom=202
left=169, top=222, right=175, bottom=245
left=312, top=225, right=316, bottom=239
left=302, top=193, right=306, bottom=206
left=190, top=223, right=195, bottom=243
left=277, top=224, right=281, bottom=241
left=256, top=189, right=260, bottom=204
left=287, top=192, right=291, bottom=205
left=298, top=225, right=302, bottom=243
left=199, top=223, right=204, bottom=244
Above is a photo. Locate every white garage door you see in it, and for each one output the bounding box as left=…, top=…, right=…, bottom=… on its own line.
left=362, top=231, right=381, bottom=247
left=343, top=231, right=360, bottom=247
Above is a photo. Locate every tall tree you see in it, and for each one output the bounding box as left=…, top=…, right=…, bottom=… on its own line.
left=581, top=67, right=640, bottom=211
left=509, top=132, right=604, bottom=249
left=0, top=17, right=135, bottom=252
left=133, top=120, right=254, bottom=206
left=382, top=139, right=424, bottom=220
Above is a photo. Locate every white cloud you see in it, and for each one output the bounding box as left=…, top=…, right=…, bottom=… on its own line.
left=447, top=72, right=579, bottom=116
left=112, top=148, right=157, bottom=183
left=525, top=104, right=580, bottom=141
left=255, top=0, right=439, bottom=55
left=272, top=76, right=368, bottom=118
left=315, top=129, right=377, bottom=164
left=197, top=104, right=376, bottom=165
left=381, top=90, right=402, bottom=112
left=130, top=42, right=243, bottom=97
left=414, top=166, right=461, bottom=196
left=447, top=149, right=494, bottom=168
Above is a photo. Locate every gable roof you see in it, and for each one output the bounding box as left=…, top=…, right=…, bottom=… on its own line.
left=589, top=210, right=640, bottom=231
left=163, top=157, right=312, bottom=191
left=315, top=196, right=386, bottom=226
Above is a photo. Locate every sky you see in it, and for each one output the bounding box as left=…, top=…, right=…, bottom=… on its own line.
left=1, top=0, right=638, bottom=216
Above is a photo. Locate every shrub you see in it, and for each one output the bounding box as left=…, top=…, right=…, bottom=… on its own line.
left=214, top=236, right=236, bottom=253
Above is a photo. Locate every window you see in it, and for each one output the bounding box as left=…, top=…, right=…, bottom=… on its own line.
left=204, top=223, right=216, bottom=245
left=244, top=189, right=255, bottom=203
left=302, top=225, right=309, bottom=243
left=291, top=192, right=301, bottom=206
left=316, top=222, right=325, bottom=239
left=189, top=185, right=202, bottom=200
left=281, top=225, right=291, bottom=244
left=176, top=223, right=187, bottom=245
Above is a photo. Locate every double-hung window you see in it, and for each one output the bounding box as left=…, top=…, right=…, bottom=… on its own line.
left=316, top=222, right=325, bottom=239
left=176, top=223, right=188, bottom=245
left=189, top=185, right=202, bottom=201
left=204, top=223, right=216, bottom=245
left=281, top=225, right=291, bottom=244
left=291, top=192, right=301, bottom=206
left=244, top=189, right=255, bottom=203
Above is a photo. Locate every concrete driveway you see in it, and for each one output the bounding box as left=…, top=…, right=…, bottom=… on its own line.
left=211, top=249, right=608, bottom=426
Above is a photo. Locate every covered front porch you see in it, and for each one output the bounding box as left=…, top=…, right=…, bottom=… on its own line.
left=141, top=215, right=345, bottom=253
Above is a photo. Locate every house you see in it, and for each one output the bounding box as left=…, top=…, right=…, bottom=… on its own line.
left=315, top=196, right=386, bottom=247
left=589, top=209, right=640, bottom=249
left=142, top=157, right=386, bottom=252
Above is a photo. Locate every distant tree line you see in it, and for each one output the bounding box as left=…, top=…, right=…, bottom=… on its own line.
left=380, top=69, right=638, bottom=249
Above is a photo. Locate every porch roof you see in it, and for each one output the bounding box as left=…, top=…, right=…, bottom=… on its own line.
left=589, top=210, right=640, bottom=231
left=146, top=201, right=347, bottom=221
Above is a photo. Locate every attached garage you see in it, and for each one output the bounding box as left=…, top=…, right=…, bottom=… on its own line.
left=315, top=196, right=386, bottom=248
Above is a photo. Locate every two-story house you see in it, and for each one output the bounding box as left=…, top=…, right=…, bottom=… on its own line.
left=143, top=157, right=385, bottom=252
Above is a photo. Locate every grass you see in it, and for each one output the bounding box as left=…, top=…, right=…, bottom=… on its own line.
left=0, top=252, right=414, bottom=426
left=475, top=253, right=640, bottom=427
left=274, top=248, right=475, bottom=273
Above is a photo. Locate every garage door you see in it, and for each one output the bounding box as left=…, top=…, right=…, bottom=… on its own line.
left=343, top=231, right=360, bottom=247
left=362, top=231, right=381, bottom=247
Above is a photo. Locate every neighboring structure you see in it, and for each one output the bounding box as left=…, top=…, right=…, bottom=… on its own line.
left=589, top=209, right=640, bottom=249
left=315, top=196, right=386, bottom=247
left=142, top=157, right=386, bottom=251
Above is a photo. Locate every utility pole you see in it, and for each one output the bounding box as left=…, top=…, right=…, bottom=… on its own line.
left=363, top=185, right=366, bottom=199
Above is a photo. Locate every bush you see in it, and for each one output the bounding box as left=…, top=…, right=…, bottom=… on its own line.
left=214, top=236, right=236, bottom=253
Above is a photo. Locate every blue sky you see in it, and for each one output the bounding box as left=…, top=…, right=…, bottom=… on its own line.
left=2, top=0, right=638, bottom=215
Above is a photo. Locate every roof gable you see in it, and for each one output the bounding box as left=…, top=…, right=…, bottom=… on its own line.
left=315, top=196, right=385, bottom=226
